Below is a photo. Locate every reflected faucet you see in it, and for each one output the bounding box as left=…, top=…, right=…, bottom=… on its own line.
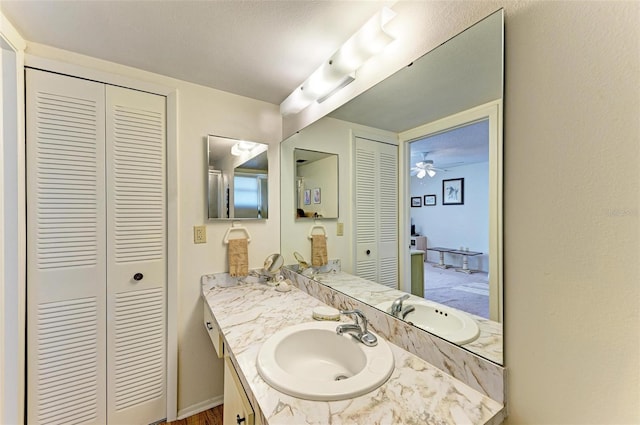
left=293, top=251, right=310, bottom=272
left=336, top=309, right=377, bottom=347
left=390, top=294, right=415, bottom=319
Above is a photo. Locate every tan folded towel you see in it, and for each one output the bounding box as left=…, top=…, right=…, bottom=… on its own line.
left=311, top=234, right=328, bottom=267
left=228, top=238, right=249, bottom=277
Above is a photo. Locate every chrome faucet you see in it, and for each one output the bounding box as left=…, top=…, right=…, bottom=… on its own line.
left=336, top=309, right=377, bottom=347
left=390, top=294, right=415, bottom=319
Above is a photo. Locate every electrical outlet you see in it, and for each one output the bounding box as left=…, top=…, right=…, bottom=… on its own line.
left=336, top=222, right=344, bottom=236
left=194, top=225, right=207, bottom=244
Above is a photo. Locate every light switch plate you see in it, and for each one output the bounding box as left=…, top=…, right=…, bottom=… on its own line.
left=194, top=225, right=207, bottom=244
left=336, top=222, right=344, bottom=236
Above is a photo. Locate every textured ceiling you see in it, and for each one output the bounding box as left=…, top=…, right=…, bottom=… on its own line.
left=1, top=0, right=391, bottom=104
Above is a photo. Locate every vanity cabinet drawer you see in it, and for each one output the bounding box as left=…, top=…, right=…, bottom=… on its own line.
left=203, top=305, right=224, bottom=357
left=224, top=356, right=258, bottom=425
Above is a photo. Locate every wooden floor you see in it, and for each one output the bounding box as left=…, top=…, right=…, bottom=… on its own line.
left=164, top=405, right=224, bottom=425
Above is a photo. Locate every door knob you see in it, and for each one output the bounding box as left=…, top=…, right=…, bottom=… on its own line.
left=133, top=273, right=143, bottom=281
left=236, top=414, right=246, bottom=424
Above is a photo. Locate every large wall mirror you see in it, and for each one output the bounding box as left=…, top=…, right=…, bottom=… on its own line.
left=207, top=135, right=269, bottom=220
left=280, top=10, right=504, bottom=364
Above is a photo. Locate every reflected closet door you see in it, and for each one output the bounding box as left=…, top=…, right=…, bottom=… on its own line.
left=354, top=137, right=398, bottom=288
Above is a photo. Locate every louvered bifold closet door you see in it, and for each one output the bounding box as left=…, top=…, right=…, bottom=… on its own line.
left=354, top=142, right=377, bottom=282
left=26, top=69, right=107, bottom=425
left=105, top=86, right=166, bottom=425
left=354, top=137, right=398, bottom=288
left=376, top=143, right=399, bottom=289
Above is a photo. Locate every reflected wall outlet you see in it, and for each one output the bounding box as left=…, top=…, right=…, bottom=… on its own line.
left=336, top=222, right=344, bottom=236
left=194, top=225, right=207, bottom=244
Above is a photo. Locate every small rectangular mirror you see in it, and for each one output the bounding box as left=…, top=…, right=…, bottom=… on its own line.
left=294, top=148, right=338, bottom=219
left=207, top=135, right=268, bottom=220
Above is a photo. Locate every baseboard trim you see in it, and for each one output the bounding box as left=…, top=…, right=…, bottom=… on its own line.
left=176, top=395, right=224, bottom=420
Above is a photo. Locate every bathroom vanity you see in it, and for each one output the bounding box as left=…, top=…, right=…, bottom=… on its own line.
left=201, top=274, right=505, bottom=424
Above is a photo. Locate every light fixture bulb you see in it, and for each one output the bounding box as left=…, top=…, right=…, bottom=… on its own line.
left=280, top=86, right=314, bottom=115
left=230, top=141, right=257, bottom=156
left=280, top=6, right=396, bottom=116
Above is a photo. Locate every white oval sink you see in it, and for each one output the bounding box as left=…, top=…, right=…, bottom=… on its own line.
left=256, top=321, right=394, bottom=401
left=376, top=299, right=480, bottom=345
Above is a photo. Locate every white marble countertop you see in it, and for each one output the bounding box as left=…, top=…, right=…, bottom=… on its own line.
left=201, top=274, right=505, bottom=425
left=306, top=270, right=503, bottom=365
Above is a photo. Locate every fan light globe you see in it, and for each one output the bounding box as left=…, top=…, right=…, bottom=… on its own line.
left=417, top=169, right=426, bottom=179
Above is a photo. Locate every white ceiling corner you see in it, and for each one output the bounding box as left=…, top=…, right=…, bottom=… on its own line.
left=1, top=0, right=391, bottom=105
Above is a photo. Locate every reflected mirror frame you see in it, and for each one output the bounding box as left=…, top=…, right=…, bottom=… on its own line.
left=206, top=134, right=269, bottom=220
left=293, top=148, right=340, bottom=220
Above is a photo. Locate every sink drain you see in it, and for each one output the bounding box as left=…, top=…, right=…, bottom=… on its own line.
left=334, top=374, right=349, bottom=381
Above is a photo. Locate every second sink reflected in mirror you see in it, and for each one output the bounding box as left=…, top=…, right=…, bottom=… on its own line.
left=279, top=10, right=504, bottom=365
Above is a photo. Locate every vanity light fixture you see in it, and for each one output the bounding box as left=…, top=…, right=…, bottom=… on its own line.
left=230, top=140, right=258, bottom=156
left=280, top=7, right=396, bottom=116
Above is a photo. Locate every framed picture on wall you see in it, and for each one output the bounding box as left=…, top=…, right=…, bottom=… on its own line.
left=304, top=189, right=311, bottom=205
left=313, top=188, right=321, bottom=204
left=424, top=194, right=436, bottom=206
left=411, top=196, right=422, bottom=207
left=442, top=178, right=464, bottom=205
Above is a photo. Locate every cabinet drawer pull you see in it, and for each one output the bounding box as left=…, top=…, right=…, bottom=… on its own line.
left=236, top=414, right=246, bottom=424
left=206, top=321, right=213, bottom=331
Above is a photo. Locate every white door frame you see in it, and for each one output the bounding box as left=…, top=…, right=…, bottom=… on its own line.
left=1, top=13, right=26, bottom=425
left=398, top=100, right=503, bottom=322
left=22, top=55, right=180, bottom=421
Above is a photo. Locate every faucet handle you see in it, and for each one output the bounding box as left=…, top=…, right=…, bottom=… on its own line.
left=339, top=309, right=367, bottom=330
left=391, top=294, right=410, bottom=316
left=339, top=309, right=377, bottom=347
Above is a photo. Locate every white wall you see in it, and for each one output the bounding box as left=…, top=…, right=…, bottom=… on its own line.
left=410, top=162, right=489, bottom=271
left=22, top=42, right=282, bottom=416
left=502, top=2, right=639, bottom=422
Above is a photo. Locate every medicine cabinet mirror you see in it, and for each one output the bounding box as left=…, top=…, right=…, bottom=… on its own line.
left=207, top=135, right=269, bottom=220
left=294, top=148, right=339, bottom=219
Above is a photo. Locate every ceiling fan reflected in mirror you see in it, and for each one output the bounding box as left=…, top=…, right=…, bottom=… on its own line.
left=410, top=153, right=446, bottom=178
